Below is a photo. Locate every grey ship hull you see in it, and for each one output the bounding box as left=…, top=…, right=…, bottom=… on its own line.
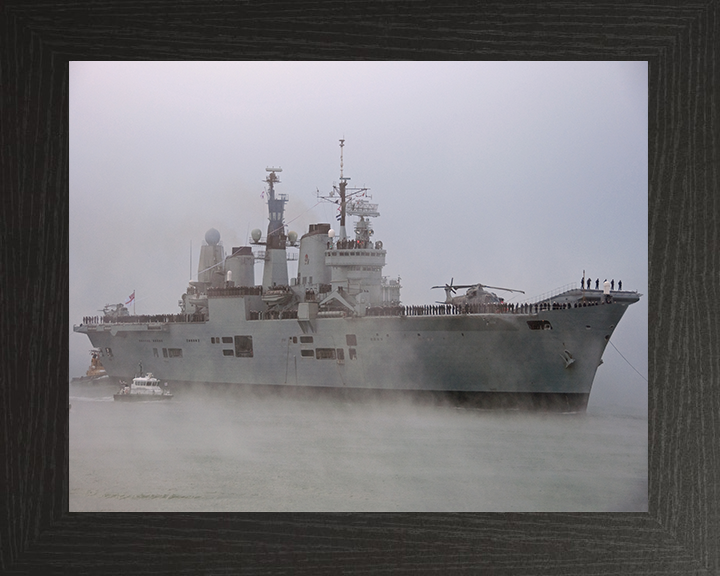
left=75, top=292, right=636, bottom=411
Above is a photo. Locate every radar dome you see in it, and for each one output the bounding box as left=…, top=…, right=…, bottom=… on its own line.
left=328, top=229, right=336, bottom=238
left=205, top=228, right=221, bottom=246
left=251, top=228, right=262, bottom=243
left=287, top=231, right=298, bottom=244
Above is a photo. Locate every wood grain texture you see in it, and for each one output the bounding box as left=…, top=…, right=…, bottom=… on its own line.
left=1, top=1, right=717, bottom=574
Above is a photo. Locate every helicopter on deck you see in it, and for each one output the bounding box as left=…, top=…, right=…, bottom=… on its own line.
left=431, top=278, right=525, bottom=306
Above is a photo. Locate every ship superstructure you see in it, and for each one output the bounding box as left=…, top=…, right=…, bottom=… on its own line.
left=74, top=140, right=641, bottom=411
left=260, top=167, right=290, bottom=290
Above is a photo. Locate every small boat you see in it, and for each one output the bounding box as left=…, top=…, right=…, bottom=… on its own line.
left=71, top=349, right=109, bottom=383
left=113, top=373, right=173, bottom=401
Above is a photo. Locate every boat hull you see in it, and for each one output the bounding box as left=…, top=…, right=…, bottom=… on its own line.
left=113, top=393, right=173, bottom=401
left=158, top=381, right=589, bottom=412
left=71, top=375, right=109, bottom=384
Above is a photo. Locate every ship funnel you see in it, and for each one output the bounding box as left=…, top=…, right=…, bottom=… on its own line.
left=226, top=246, right=255, bottom=287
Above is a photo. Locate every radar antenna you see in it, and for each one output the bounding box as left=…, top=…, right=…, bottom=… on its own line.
left=315, top=139, right=378, bottom=241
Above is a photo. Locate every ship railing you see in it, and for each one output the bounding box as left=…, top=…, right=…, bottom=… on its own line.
left=249, top=310, right=299, bottom=320
left=240, top=297, right=602, bottom=323
left=521, top=282, right=578, bottom=305
left=327, top=239, right=384, bottom=251
left=83, top=313, right=208, bottom=325
left=208, top=286, right=263, bottom=297
left=399, top=299, right=601, bottom=317
left=326, top=250, right=386, bottom=259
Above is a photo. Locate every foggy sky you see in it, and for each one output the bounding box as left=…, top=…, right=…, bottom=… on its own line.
left=69, top=61, right=648, bottom=412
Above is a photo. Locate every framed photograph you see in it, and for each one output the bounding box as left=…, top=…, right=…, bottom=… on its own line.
left=2, top=2, right=716, bottom=574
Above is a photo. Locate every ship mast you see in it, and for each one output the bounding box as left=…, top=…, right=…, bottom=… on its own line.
left=338, top=139, right=348, bottom=240
left=261, top=167, right=290, bottom=289
left=264, top=167, right=287, bottom=250
left=317, top=139, right=376, bottom=241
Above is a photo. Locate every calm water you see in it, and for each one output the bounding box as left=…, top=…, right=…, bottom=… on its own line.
left=69, top=381, right=647, bottom=512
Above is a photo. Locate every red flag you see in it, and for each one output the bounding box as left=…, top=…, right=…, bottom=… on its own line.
left=126, top=291, right=135, bottom=305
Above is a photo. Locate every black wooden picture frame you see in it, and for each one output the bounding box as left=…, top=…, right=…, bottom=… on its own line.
left=2, top=2, right=717, bottom=574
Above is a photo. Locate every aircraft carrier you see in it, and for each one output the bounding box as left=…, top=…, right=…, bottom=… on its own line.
left=74, top=140, right=641, bottom=411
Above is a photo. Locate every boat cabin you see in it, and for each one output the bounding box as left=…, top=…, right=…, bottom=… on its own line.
left=117, top=373, right=168, bottom=396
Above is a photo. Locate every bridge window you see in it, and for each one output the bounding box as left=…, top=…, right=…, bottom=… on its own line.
left=223, top=349, right=234, bottom=356
left=300, top=349, right=314, bottom=358
left=167, top=348, right=183, bottom=358
left=300, top=336, right=314, bottom=343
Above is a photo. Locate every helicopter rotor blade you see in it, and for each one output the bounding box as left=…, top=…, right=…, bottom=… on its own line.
left=480, top=284, right=525, bottom=294
left=431, top=278, right=461, bottom=293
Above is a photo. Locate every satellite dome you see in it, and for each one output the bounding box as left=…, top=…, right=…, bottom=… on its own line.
left=287, top=231, right=298, bottom=244
left=251, top=228, right=262, bottom=243
left=205, top=228, right=221, bottom=246
left=328, top=229, right=336, bottom=238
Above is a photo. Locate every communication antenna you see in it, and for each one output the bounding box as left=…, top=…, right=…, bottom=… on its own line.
left=339, top=138, right=345, bottom=180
